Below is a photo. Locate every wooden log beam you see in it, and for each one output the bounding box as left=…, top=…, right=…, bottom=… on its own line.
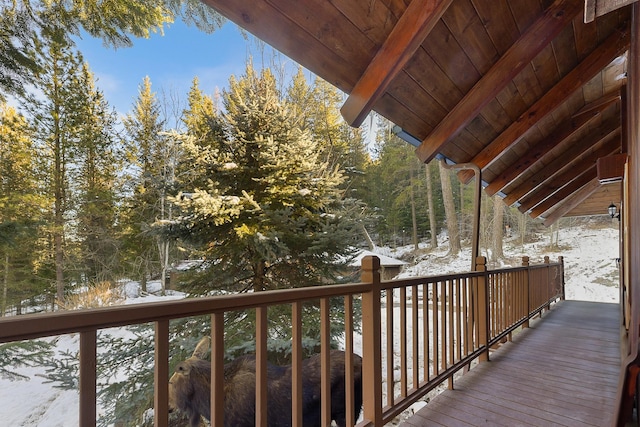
left=518, top=141, right=620, bottom=212
left=541, top=178, right=602, bottom=225
left=503, top=115, right=621, bottom=205
left=340, top=0, right=453, bottom=127
left=458, top=24, right=631, bottom=183
left=414, top=0, right=583, bottom=163
left=572, top=90, right=621, bottom=118
left=484, top=107, right=601, bottom=196
left=528, top=168, right=598, bottom=217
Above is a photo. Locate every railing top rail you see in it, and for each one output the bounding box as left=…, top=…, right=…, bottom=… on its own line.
left=380, top=271, right=485, bottom=289
left=0, top=282, right=370, bottom=343
left=0, top=258, right=562, bottom=344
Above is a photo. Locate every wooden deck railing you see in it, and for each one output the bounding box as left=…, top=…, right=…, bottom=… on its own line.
left=0, top=255, right=564, bottom=426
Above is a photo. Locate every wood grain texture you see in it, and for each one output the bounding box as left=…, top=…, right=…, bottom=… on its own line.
left=458, top=23, right=630, bottom=182
left=415, top=0, right=584, bottom=163
left=401, top=301, right=620, bottom=427
left=341, top=0, right=453, bottom=127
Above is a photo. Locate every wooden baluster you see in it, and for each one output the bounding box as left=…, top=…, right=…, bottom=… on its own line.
left=79, top=330, right=97, bottom=427
left=154, top=320, right=169, bottom=427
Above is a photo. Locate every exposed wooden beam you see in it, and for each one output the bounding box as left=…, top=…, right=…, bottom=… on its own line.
left=528, top=168, right=597, bottom=217
left=484, top=108, right=601, bottom=197
left=572, top=91, right=621, bottom=118
left=340, top=0, right=453, bottom=127
left=518, top=141, right=620, bottom=212
left=458, top=24, right=631, bottom=183
left=414, top=0, right=583, bottom=163
left=503, top=115, right=621, bottom=205
left=541, top=178, right=602, bottom=225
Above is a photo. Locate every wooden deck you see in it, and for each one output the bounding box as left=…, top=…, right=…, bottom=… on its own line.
left=400, top=300, right=621, bottom=427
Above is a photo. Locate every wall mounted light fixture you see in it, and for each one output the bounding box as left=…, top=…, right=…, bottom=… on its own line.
left=608, top=202, right=621, bottom=221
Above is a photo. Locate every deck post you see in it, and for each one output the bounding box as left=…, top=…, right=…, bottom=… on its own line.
left=558, top=256, right=565, bottom=300
left=544, top=256, right=551, bottom=311
left=522, top=256, right=530, bottom=328
left=475, top=256, right=490, bottom=362
left=361, top=255, right=383, bottom=425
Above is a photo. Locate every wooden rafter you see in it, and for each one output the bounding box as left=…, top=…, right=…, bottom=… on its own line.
left=572, top=90, right=621, bottom=118
left=541, top=178, right=602, bottom=225
left=518, top=141, right=620, bottom=212
left=414, top=0, right=584, bottom=164
left=487, top=93, right=619, bottom=197
left=340, top=0, right=453, bottom=127
left=484, top=108, right=603, bottom=197
left=458, top=24, right=631, bottom=183
left=528, top=168, right=598, bottom=217
left=503, top=116, right=621, bottom=205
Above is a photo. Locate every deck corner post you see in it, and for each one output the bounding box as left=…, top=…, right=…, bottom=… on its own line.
left=475, top=256, right=490, bottom=362
left=361, top=255, right=383, bottom=425
left=558, top=256, right=566, bottom=300
left=522, top=256, right=530, bottom=328
left=544, top=256, right=551, bottom=311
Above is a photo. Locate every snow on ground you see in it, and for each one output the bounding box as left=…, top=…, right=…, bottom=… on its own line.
left=0, top=222, right=621, bottom=426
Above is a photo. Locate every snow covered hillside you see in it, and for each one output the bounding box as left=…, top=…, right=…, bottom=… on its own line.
left=0, top=221, right=621, bottom=426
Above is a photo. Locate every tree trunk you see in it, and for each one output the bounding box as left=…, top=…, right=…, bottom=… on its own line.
left=361, top=224, right=375, bottom=250
left=54, top=120, right=65, bottom=307
left=520, top=213, right=527, bottom=248
left=2, top=254, right=8, bottom=316
left=438, top=162, right=461, bottom=255
left=409, top=163, right=419, bottom=250
left=425, top=163, right=438, bottom=248
left=491, top=195, right=505, bottom=261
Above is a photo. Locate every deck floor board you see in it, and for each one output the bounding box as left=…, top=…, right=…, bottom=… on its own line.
left=400, top=300, right=621, bottom=427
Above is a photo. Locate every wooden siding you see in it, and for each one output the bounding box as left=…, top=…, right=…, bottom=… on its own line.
left=400, top=300, right=620, bottom=427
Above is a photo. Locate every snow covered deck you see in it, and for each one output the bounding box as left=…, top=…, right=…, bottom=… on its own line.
left=400, top=300, right=621, bottom=427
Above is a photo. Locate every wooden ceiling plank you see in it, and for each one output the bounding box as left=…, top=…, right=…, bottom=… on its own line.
left=552, top=16, right=580, bottom=77
left=201, top=0, right=357, bottom=91
left=541, top=178, right=602, bottom=225
left=442, top=0, right=499, bottom=75
left=471, top=0, right=521, bottom=54
left=458, top=23, right=630, bottom=182
left=520, top=142, right=620, bottom=213
left=572, top=90, right=621, bottom=116
left=503, top=115, right=621, bottom=205
left=528, top=168, right=597, bottom=217
left=414, top=0, right=584, bottom=163
left=340, top=0, right=454, bottom=127
left=484, top=107, right=602, bottom=196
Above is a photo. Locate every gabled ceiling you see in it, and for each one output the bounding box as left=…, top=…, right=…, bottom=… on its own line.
left=201, top=0, right=635, bottom=224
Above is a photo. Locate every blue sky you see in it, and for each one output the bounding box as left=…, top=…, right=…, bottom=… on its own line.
left=72, top=19, right=377, bottom=145
left=74, top=19, right=299, bottom=119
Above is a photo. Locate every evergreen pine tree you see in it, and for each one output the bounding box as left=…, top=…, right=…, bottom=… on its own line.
left=172, top=64, right=362, bottom=355
left=0, top=104, right=50, bottom=314
left=72, top=63, right=120, bottom=285
left=23, top=24, right=87, bottom=305
left=121, top=76, right=171, bottom=292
